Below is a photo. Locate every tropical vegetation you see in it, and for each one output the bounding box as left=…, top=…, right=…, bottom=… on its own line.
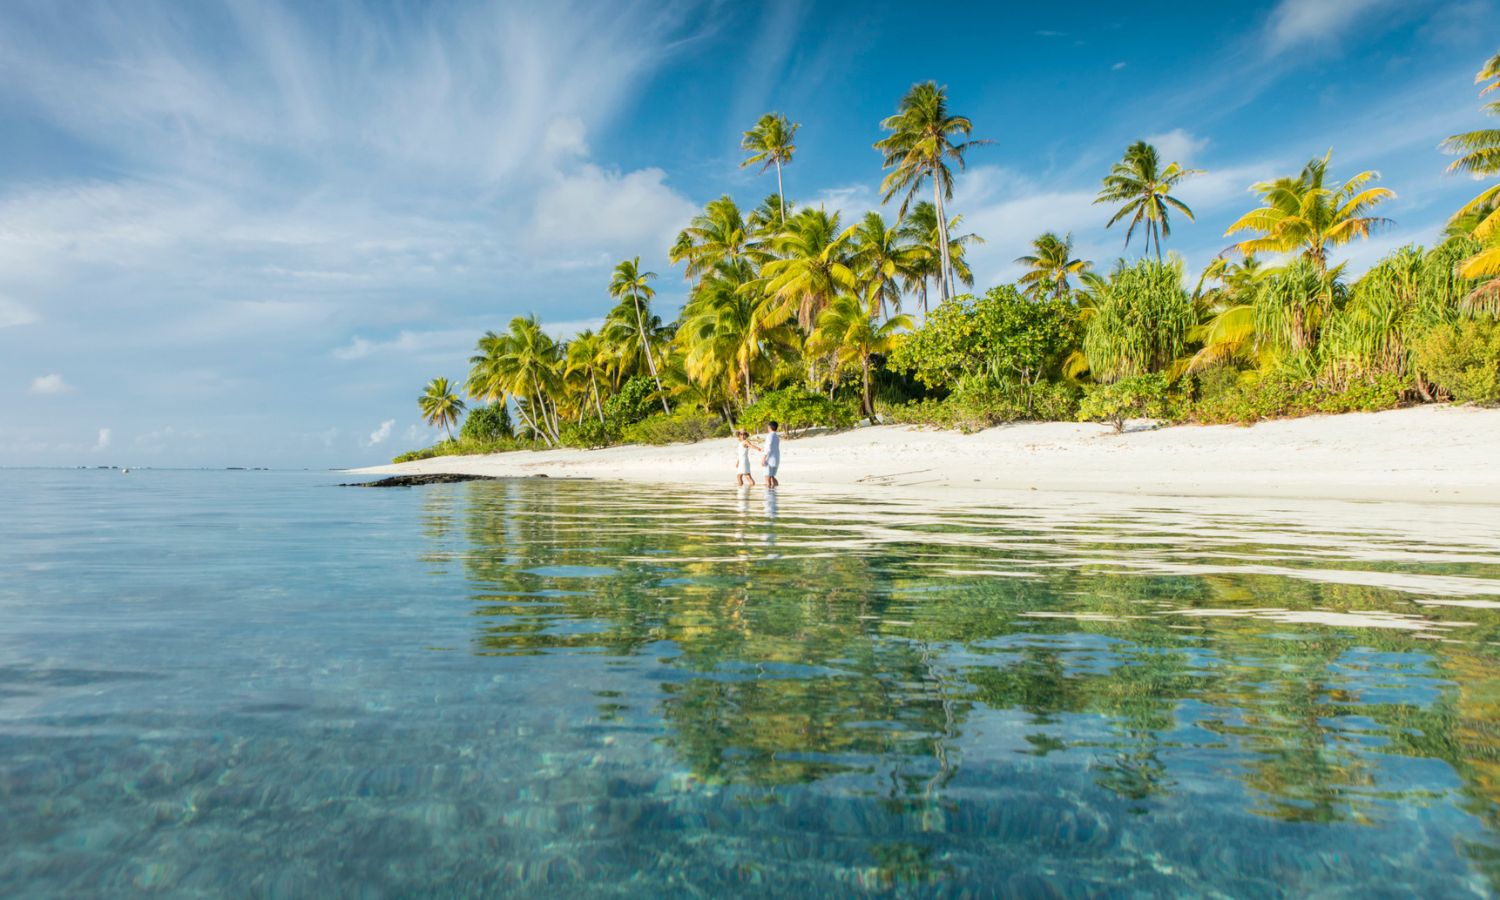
left=399, top=59, right=1500, bottom=461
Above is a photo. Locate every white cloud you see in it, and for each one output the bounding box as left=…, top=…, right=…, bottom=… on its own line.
left=332, top=329, right=476, bottom=362
left=0, top=297, right=39, bottom=328
left=529, top=162, right=697, bottom=255
left=93, top=428, right=112, bottom=451
left=28, top=374, right=73, bottom=395
left=952, top=167, right=1104, bottom=285
left=812, top=185, right=880, bottom=222
left=1266, top=0, right=1403, bottom=53
left=1146, top=129, right=1210, bottom=166
left=365, top=419, right=395, bottom=447
left=1112, top=62, right=1127, bottom=71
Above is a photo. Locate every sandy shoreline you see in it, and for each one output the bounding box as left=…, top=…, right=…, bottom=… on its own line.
left=350, top=405, right=1500, bottom=507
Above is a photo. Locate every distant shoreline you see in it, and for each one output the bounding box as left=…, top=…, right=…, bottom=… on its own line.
left=350, top=405, right=1500, bottom=506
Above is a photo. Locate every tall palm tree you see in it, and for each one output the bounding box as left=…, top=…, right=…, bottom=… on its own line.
left=670, top=195, right=755, bottom=283
left=466, top=316, right=563, bottom=445
left=808, top=293, right=912, bottom=419
left=678, top=258, right=795, bottom=408
left=608, top=257, right=670, bottom=413
left=850, top=211, right=922, bottom=321
left=1094, top=141, right=1202, bottom=261
left=1016, top=232, right=1092, bottom=300
left=1224, top=151, right=1395, bottom=272
left=564, top=330, right=611, bottom=424
left=759, top=208, right=859, bottom=331
left=741, top=112, right=799, bottom=221
left=874, top=81, right=986, bottom=305
left=418, top=377, right=466, bottom=440
left=899, top=201, right=983, bottom=314
left=1442, top=52, right=1500, bottom=283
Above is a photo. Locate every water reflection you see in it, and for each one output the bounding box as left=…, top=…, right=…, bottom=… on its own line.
left=452, top=479, right=1500, bottom=889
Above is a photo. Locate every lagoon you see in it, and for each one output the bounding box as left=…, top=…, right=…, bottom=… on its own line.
left=4, top=470, right=1500, bottom=895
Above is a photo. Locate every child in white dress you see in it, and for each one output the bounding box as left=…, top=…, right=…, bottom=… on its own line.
left=734, top=430, right=762, bottom=487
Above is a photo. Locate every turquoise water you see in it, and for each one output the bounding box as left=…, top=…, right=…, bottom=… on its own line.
left=5, top=470, right=1500, bottom=896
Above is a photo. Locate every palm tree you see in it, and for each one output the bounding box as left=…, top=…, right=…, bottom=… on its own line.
left=608, top=257, right=671, bottom=413
left=850, top=211, right=922, bottom=321
left=418, top=377, right=466, bottom=440
left=670, top=195, right=755, bottom=283
left=1224, top=152, right=1394, bottom=272
left=466, top=316, right=563, bottom=445
left=1187, top=256, right=1267, bottom=372
left=1016, top=232, right=1092, bottom=300
left=564, top=330, right=611, bottom=424
left=899, top=201, right=983, bottom=314
left=1442, top=52, right=1500, bottom=284
left=1095, top=141, right=1202, bottom=262
left=678, top=259, right=795, bottom=408
left=759, top=208, right=859, bottom=331
left=741, top=113, right=799, bottom=222
left=874, top=81, right=986, bottom=305
left=809, top=293, right=912, bottom=419
left=747, top=192, right=794, bottom=239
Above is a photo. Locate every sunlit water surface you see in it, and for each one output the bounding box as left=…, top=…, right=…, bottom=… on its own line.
left=4, top=470, right=1500, bottom=897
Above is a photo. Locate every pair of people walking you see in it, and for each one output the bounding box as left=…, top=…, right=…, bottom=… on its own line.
left=734, top=421, right=781, bottom=489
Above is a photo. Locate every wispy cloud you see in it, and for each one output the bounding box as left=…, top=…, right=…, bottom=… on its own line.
left=1265, top=0, right=1406, bottom=53
left=0, top=297, right=39, bottom=328
left=93, top=428, right=112, bottom=452
left=1146, top=129, right=1210, bottom=166
left=365, top=420, right=395, bottom=447
left=29, top=374, right=73, bottom=395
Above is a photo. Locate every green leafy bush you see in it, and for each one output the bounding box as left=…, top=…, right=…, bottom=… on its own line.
left=1186, top=370, right=1407, bottom=424
left=889, top=286, right=1080, bottom=389
left=885, top=378, right=1080, bottom=433
left=1083, top=258, right=1194, bottom=381
left=559, top=418, right=620, bottom=449
left=739, top=387, right=856, bottom=434
left=391, top=434, right=537, bottom=463
left=602, top=375, right=663, bottom=426
left=1078, top=373, right=1171, bottom=432
left=1413, top=318, right=1500, bottom=404
left=460, top=404, right=512, bottom=442
left=620, top=411, right=727, bottom=445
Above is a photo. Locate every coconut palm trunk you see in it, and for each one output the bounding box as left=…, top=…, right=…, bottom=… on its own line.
left=861, top=355, right=873, bottom=419
left=775, top=159, right=786, bottom=222
left=631, top=289, right=671, bottom=414
left=589, top=370, right=605, bottom=424
left=933, top=181, right=954, bottom=303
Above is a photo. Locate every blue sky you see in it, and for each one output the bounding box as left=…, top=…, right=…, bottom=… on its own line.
left=1, top=0, right=1496, bottom=468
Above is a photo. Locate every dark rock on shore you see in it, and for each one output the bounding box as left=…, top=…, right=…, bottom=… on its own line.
left=341, top=473, right=499, bottom=487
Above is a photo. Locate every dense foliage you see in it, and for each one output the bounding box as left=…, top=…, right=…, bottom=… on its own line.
left=395, top=57, right=1500, bottom=462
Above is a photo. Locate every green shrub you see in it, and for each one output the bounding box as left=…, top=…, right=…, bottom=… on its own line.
left=390, top=434, right=537, bottom=463
left=1413, top=318, right=1500, bottom=404
left=1185, top=369, right=1407, bottom=424
left=620, top=411, right=727, bottom=445
left=1078, top=373, right=1171, bottom=432
left=460, top=404, right=512, bottom=442
left=559, top=418, right=620, bottom=449
left=740, top=387, right=856, bottom=434
left=889, top=286, right=1080, bottom=388
left=602, top=375, right=663, bottom=426
left=883, top=378, right=1080, bottom=433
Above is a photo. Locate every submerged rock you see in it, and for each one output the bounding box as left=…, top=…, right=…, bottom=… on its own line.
left=341, top=473, right=498, bottom=487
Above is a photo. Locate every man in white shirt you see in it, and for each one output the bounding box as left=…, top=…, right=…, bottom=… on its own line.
left=762, top=420, right=781, bottom=489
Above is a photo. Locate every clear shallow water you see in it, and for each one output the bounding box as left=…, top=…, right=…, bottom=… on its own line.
left=4, top=471, right=1500, bottom=896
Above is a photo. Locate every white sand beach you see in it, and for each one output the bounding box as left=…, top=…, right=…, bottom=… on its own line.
left=352, top=405, right=1500, bottom=506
